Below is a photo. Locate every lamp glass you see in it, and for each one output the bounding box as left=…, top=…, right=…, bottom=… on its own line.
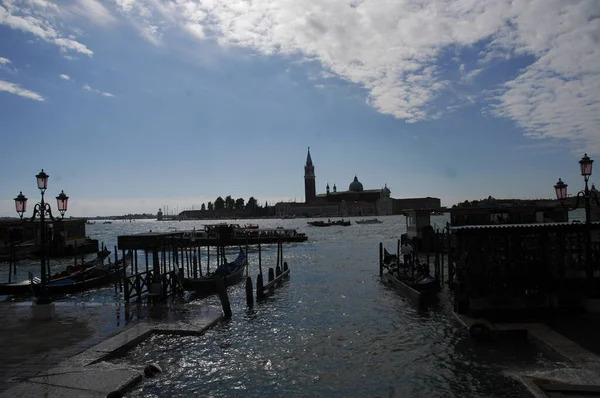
left=554, top=179, right=568, bottom=201
left=36, top=169, right=49, bottom=191
left=14, top=192, right=28, bottom=215
left=579, top=154, right=593, bottom=177
left=56, top=190, right=69, bottom=215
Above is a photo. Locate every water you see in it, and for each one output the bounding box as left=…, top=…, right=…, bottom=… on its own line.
left=2, top=216, right=566, bottom=396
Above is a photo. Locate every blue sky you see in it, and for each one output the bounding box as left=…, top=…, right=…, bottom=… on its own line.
left=1, top=0, right=599, bottom=217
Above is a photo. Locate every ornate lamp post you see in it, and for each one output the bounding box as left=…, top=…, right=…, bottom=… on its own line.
left=14, top=169, right=69, bottom=309
left=554, top=154, right=600, bottom=289
left=554, top=154, right=600, bottom=224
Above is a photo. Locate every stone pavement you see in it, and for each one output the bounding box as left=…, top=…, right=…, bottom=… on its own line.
left=0, top=299, right=223, bottom=396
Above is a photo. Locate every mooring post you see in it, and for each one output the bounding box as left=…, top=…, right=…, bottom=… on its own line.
left=268, top=267, right=275, bottom=284
left=215, top=276, right=232, bottom=318
left=246, top=276, right=254, bottom=307
left=256, top=272, right=264, bottom=299
left=207, top=245, right=211, bottom=274
left=245, top=239, right=249, bottom=277
left=197, top=245, right=203, bottom=277
left=258, top=243, right=263, bottom=275
left=283, top=261, right=288, bottom=273
left=379, top=242, right=383, bottom=277
left=122, top=249, right=128, bottom=300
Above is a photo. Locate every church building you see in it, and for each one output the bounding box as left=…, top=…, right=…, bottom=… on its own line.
left=275, top=148, right=393, bottom=217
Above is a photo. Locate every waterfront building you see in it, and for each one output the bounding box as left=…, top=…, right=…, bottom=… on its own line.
left=0, top=218, right=98, bottom=259
left=275, top=148, right=394, bottom=218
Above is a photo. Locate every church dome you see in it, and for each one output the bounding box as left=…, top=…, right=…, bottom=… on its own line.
left=349, top=175, right=364, bottom=192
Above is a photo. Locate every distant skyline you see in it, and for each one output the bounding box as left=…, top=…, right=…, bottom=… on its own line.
left=1, top=0, right=599, bottom=217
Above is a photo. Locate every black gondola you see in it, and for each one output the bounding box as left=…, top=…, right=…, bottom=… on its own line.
left=35, top=251, right=133, bottom=296
left=181, top=249, right=247, bottom=296
left=0, top=249, right=112, bottom=296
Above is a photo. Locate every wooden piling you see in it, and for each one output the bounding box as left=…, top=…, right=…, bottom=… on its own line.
left=258, top=243, right=263, bottom=275
left=268, top=268, right=275, bottom=284
left=256, top=273, right=265, bottom=299
left=379, top=242, right=383, bottom=277
left=215, top=276, right=232, bottom=318
left=246, top=276, right=254, bottom=307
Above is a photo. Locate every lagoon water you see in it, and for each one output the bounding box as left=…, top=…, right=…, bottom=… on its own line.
left=5, top=215, right=570, bottom=397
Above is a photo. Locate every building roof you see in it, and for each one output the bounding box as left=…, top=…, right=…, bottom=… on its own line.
left=451, top=221, right=600, bottom=230
left=349, top=175, right=363, bottom=192
left=305, top=147, right=313, bottom=167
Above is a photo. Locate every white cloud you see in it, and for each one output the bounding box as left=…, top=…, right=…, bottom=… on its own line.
left=67, top=0, right=116, bottom=26
left=59, top=73, right=70, bottom=80
left=110, top=0, right=600, bottom=154
left=0, top=79, right=44, bottom=101
left=83, top=83, right=115, bottom=97
left=0, top=1, right=93, bottom=56
left=0, top=56, right=10, bottom=64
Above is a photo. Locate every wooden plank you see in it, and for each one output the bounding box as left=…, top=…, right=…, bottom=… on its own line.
left=263, top=269, right=290, bottom=290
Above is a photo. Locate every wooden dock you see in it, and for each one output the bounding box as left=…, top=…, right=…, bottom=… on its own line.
left=179, top=226, right=308, bottom=246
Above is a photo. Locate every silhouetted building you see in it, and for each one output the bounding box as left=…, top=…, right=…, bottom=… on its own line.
left=275, top=148, right=393, bottom=217
left=393, top=197, right=441, bottom=213
left=304, top=147, right=316, bottom=204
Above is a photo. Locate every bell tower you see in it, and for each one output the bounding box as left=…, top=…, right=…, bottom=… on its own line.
left=304, top=147, right=316, bottom=203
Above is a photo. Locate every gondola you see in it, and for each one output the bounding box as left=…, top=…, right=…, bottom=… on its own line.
left=181, top=249, right=247, bottom=296
left=380, top=247, right=439, bottom=306
left=383, top=248, right=398, bottom=266
left=0, top=249, right=112, bottom=296
left=33, top=251, right=133, bottom=296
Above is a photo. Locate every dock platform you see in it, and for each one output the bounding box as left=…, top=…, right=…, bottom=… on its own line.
left=454, top=312, right=600, bottom=397
left=0, top=301, right=223, bottom=397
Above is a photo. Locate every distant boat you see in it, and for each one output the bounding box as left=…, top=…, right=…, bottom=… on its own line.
left=103, top=221, right=112, bottom=224
left=307, top=220, right=351, bottom=227
left=355, top=218, right=383, bottom=225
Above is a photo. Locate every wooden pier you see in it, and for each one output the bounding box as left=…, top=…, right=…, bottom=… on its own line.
left=117, top=226, right=293, bottom=316
left=178, top=225, right=308, bottom=246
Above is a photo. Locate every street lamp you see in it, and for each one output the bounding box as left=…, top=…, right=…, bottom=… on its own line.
left=554, top=154, right=600, bottom=223
left=554, top=154, right=600, bottom=292
left=14, top=169, right=69, bottom=307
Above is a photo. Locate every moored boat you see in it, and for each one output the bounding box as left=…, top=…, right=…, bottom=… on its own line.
left=356, top=218, right=383, bottom=225
left=0, top=249, right=112, bottom=296
left=181, top=249, right=247, bottom=296
left=307, top=220, right=351, bottom=227
left=0, top=251, right=131, bottom=297
left=380, top=247, right=439, bottom=305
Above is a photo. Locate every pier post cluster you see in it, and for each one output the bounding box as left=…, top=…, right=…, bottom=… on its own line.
left=252, top=240, right=290, bottom=302
left=116, top=226, right=292, bottom=317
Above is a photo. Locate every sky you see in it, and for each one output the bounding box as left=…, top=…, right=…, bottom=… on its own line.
left=0, top=0, right=599, bottom=217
